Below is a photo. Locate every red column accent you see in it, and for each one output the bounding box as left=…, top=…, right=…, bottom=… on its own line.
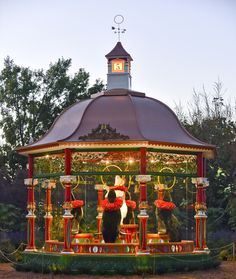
left=45, top=217, right=52, bottom=241
left=65, top=186, right=71, bottom=203
left=140, top=147, right=147, bottom=202
left=46, top=187, right=51, bottom=205
left=65, top=149, right=72, bottom=202
left=197, top=153, right=204, bottom=177
left=65, top=149, right=71, bottom=202
left=139, top=216, right=148, bottom=251
left=28, top=218, right=35, bottom=248
left=202, top=218, right=207, bottom=249
left=65, top=148, right=72, bottom=175
left=195, top=218, right=200, bottom=249
left=196, top=187, right=204, bottom=203
left=98, top=189, right=103, bottom=207
left=140, top=147, right=147, bottom=174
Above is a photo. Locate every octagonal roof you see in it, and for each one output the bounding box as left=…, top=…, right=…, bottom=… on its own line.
left=18, top=88, right=215, bottom=157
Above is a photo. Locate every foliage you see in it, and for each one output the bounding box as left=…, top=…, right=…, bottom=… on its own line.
left=0, top=203, right=26, bottom=232
left=175, top=80, right=236, bottom=233
left=0, top=57, right=105, bottom=179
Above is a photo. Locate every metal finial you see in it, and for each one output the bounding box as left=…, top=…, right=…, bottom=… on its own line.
left=111, top=15, right=126, bottom=41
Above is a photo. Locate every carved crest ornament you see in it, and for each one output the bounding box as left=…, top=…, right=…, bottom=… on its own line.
left=79, top=124, right=130, bottom=141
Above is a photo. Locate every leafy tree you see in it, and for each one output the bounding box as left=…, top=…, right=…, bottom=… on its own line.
left=0, top=203, right=26, bottom=232
left=0, top=57, right=105, bottom=178
left=175, top=80, right=236, bottom=231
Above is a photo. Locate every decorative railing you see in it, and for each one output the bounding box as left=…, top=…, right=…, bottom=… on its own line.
left=44, top=240, right=194, bottom=255
left=148, top=241, right=194, bottom=254
left=72, top=243, right=138, bottom=254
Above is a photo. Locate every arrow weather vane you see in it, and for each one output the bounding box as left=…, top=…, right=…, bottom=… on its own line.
left=112, top=15, right=126, bottom=41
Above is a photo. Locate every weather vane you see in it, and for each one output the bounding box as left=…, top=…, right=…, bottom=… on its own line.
left=112, top=15, right=126, bottom=42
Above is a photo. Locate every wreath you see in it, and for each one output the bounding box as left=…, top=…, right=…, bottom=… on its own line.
left=110, top=185, right=128, bottom=192
left=102, top=198, right=123, bottom=211
left=71, top=200, right=84, bottom=208
left=154, top=199, right=176, bottom=210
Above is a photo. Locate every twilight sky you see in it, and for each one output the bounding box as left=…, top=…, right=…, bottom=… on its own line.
left=0, top=0, right=235, bottom=109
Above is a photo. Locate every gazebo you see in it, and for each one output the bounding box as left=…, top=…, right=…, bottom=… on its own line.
left=17, top=42, right=217, bottom=274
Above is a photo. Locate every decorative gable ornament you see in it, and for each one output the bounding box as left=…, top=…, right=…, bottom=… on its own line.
left=79, top=124, right=130, bottom=141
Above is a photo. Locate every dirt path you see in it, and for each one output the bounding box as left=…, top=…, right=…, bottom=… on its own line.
left=0, top=261, right=235, bottom=279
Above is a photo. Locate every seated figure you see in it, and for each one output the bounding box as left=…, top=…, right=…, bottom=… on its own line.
left=102, top=189, right=122, bottom=243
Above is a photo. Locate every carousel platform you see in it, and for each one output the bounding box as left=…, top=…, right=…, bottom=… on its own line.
left=16, top=240, right=219, bottom=275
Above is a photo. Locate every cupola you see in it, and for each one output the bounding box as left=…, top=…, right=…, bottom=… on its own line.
left=105, top=42, right=133, bottom=90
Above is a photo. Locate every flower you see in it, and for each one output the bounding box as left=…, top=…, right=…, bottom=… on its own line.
left=102, top=198, right=123, bottom=211
left=126, top=200, right=136, bottom=210
left=154, top=199, right=176, bottom=210
left=71, top=200, right=84, bottom=208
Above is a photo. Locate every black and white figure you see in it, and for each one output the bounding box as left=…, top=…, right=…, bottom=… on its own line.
left=102, top=189, right=122, bottom=243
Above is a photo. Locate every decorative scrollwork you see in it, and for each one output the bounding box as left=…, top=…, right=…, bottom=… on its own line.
left=72, top=152, right=107, bottom=162
left=100, top=164, right=123, bottom=186
left=79, top=124, right=130, bottom=141
left=157, top=167, right=176, bottom=190
left=148, top=152, right=196, bottom=165
left=34, top=155, right=64, bottom=174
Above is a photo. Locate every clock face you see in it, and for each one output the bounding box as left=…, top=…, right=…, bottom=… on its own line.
left=112, top=59, right=125, bottom=73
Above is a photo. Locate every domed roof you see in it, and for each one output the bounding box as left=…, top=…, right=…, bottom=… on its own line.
left=19, top=88, right=215, bottom=157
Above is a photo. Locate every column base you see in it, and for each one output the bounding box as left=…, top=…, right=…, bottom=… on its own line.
left=61, top=249, right=74, bottom=254
left=136, top=249, right=150, bottom=256
left=193, top=248, right=210, bottom=254
left=25, top=247, right=37, bottom=252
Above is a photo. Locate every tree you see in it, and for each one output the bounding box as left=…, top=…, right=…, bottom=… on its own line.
left=0, top=57, right=105, bottom=178
left=175, top=81, right=236, bottom=231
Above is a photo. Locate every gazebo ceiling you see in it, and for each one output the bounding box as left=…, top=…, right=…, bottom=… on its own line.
left=18, top=88, right=215, bottom=157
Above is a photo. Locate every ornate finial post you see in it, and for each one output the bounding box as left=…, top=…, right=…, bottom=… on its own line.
left=42, top=179, right=56, bottom=242
left=192, top=153, right=209, bottom=253
left=60, top=148, right=75, bottom=254
left=24, top=154, right=38, bottom=251
left=135, top=147, right=151, bottom=255
left=112, top=15, right=126, bottom=42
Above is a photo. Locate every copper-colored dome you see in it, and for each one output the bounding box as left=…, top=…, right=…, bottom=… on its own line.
left=24, top=89, right=214, bottom=155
